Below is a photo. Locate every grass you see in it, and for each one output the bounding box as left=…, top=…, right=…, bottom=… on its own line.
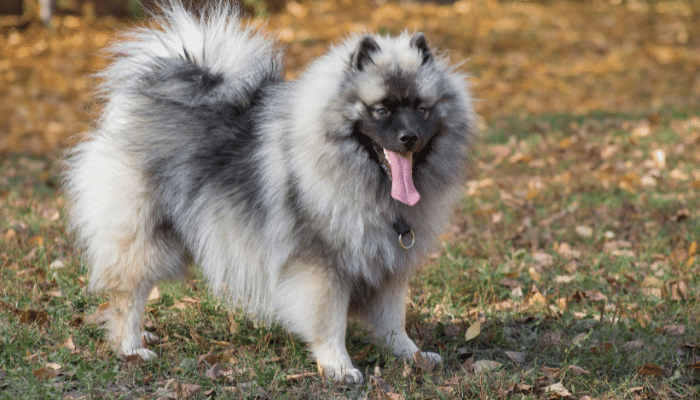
left=1, top=110, right=699, bottom=399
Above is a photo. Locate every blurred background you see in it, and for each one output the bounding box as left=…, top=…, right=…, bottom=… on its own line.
left=1, top=0, right=699, bottom=155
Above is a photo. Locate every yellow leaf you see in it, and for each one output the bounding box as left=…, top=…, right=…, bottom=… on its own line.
left=543, top=382, right=572, bottom=398
left=465, top=320, right=481, bottom=341
left=28, top=235, right=44, bottom=247
left=473, top=360, right=501, bottom=374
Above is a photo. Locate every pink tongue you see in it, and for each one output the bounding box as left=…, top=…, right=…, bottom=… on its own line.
left=385, top=150, right=420, bottom=206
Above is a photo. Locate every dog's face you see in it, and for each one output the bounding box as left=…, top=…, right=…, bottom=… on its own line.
left=346, top=34, right=443, bottom=205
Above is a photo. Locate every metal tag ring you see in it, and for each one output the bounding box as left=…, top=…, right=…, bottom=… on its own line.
left=399, top=230, right=415, bottom=250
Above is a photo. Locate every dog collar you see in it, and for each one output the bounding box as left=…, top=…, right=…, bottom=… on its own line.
left=392, top=216, right=415, bottom=249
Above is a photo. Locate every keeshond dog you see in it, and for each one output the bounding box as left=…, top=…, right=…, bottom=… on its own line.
left=64, top=1, right=474, bottom=383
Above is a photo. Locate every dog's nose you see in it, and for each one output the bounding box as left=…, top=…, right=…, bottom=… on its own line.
left=398, top=131, right=418, bottom=149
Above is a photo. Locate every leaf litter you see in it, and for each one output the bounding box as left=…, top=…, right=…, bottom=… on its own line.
left=1, top=1, right=700, bottom=399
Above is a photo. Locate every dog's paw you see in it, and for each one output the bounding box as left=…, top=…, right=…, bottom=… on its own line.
left=421, top=351, right=443, bottom=364
left=318, top=363, right=364, bottom=385
left=141, top=331, right=159, bottom=343
left=121, top=347, right=157, bottom=360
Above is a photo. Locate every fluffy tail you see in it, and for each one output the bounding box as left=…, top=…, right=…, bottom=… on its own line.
left=98, top=1, right=283, bottom=109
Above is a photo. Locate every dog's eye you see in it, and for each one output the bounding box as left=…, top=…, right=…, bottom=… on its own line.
left=417, top=106, right=429, bottom=119
left=372, top=106, right=390, bottom=119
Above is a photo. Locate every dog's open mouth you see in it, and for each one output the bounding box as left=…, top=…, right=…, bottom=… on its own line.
left=375, top=145, right=420, bottom=206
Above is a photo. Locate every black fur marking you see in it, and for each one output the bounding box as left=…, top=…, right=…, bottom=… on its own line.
left=139, top=83, right=275, bottom=231
left=141, top=58, right=224, bottom=106
left=409, top=33, right=433, bottom=65
left=351, top=36, right=380, bottom=71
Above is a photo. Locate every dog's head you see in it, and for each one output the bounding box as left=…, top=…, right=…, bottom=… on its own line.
left=344, top=33, right=446, bottom=206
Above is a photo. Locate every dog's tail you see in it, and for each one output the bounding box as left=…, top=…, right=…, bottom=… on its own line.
left=97, top=1, right=282, bottom=109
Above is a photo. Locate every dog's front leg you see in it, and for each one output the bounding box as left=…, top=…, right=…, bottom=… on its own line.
left=274, top=262, right=363, bottom=384
left=357, top=273, right=442, bottom=364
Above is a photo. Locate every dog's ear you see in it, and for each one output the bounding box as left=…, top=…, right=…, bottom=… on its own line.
left=351, top=36, right=380, bottom=71
left=410, top=33, right=432, bottom=66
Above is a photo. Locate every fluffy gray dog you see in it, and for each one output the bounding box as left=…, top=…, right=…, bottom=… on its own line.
left=65, top=1, right=474, bottom=383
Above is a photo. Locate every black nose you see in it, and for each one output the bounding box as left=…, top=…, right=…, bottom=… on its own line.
left=398, top=131, right=418, bottom=149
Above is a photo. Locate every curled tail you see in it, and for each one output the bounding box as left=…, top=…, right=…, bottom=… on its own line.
left=98, top=1, right=283, bottom=109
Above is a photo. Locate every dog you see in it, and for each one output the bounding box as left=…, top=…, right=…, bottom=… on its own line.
left=64, top=1, right=474, bottom=383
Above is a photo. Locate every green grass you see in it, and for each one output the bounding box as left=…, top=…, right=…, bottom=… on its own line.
left=1, top=111, right=699, bottom=399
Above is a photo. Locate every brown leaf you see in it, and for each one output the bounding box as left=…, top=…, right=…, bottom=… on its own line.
left=636, top=363, right=667, bottom=377
left=585, top=290, right=607, bottom=302
left=499, top=277, right=520, bottom=289
left=32, top=366, right=60, bottom=381
left=460, top=357, right=474, bottom=373
left=567, top=365, right=590, bottom=375
left=226, top=314, right=238, bottom=335
left=370, top=375, right=395, bottom=394
left=661, top=324, right=685, bottom=336
left=541, top=366, right=562, bottom=379
left=412, top=351, right=434, bottom=374
left=669, top=280, right=689, bottom=301
left=19, top=309, right=50, bottom=327
left=513, top=383, right=534, bottom=394
left=197, top=350, right=222, bottom=366
left=589, top=342, right=613, bottom=355
left=121, top=353, right=144, bottom=364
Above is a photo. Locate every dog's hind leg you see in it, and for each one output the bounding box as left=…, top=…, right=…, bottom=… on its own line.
left=67, top=147, right=189, bottom=359
left=354, top=274, right=443, bottom=365
left=274, top=262, right=364, bottom=384
left=105, top=219, right=191, bottom=359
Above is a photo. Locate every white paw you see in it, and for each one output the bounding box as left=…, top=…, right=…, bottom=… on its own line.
left=421, top=351, right=443, bottom=364
left=318, top=364, right=364, bottom=384
left=122, top=347, right=157, bottom=360
left=141, top=331, right=158, bottom=343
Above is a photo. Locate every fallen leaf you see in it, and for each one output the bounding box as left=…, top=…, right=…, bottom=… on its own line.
left=62, top=336, right=77, bottom=353
left=567, top=365, right=590, bottom=375
left=589, top=342, right=613, bottom=355
left=206, top=364, right=235, bottom=381
left=19, top=310, right=50, bottom=327
left=636, top=363, right=666, bottom=377
left=669, top=280, right=689, bottom=301
left=473, top=360, right=501, bottom=374
left=504, top=351, right=526, bottom=364
left=369, top=375, right=395, bottom=394
left=661, top=324, right=685, bottom=336
left=28, top=235, right=44, bottom=247
left=465, top=320, right=481, bottom=341
left=541, top=366, right=562, bottom=379
left=460, top=357, right=474, bottom=373
left=412, top=351, right=434, bottom=374
left=543, top=382, right=572, bottom=398
left=32, top=366, right=60, bottom=381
